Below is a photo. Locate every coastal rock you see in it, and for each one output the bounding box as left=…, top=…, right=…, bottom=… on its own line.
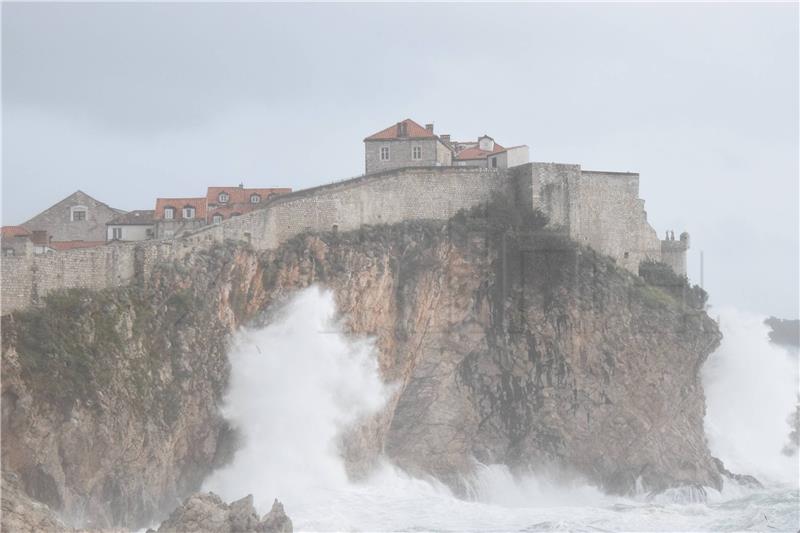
left=154, top=493, right=292, bottom=533
left=2, top=198, right=724, bottom=527
left=1, top=471, right=69, bottom=533
left=712, top=457, right=762, bottom=488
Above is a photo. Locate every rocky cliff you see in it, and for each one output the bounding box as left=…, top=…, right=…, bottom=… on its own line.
left=1, top=197, right=722, bottom=529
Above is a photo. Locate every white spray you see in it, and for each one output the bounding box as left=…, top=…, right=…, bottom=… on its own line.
left=203, top=287, right=799, bottom=530
left=702, top=307, right=799, bottom=487
left=202, top=286, right=390, bottom=514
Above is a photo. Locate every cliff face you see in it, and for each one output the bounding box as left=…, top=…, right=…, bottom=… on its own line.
left=1, top=244, right=266, bottom=528
left=1, top=201, right=722, bottom=529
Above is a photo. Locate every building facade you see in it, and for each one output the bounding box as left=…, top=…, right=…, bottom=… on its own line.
left=364, top=120, right=453, bottom=174
left=153, top=186, right=292, bottom=238
left=364, top=119, right=530, bottom=174
left=107, top=210, right=156, bottom=241
left=21, top=190, right=123, bottom=243
left=153, top=197, right=207, bottom=238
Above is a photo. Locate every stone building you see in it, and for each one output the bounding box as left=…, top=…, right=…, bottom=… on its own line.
left=1, top=226, right=33, bottom=257
left=364, top=119, right=529, bottom=174
left=153, top=197, right=207, bottom=239
left=452, top=135, right=530, bottom=169
left=364, top=119, right=453, bottom=174
left=206, top=185, right=292, bottom=224
left=153, top=186, right=292, bottom=238
left=106, top=210, right=156, bottom=241
left=21, top=190, right=123, bottom=244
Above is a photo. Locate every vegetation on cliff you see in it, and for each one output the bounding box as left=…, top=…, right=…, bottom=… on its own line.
left=2, top=195, right=724, bottom=529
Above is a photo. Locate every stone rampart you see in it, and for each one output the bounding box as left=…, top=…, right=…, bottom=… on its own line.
left=1, top=164, right=680, bottom=314
left=2, top=167, right=512, bottom=314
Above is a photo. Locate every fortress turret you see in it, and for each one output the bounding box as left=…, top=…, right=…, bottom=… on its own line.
left=661, top=230, right=690, bottom=276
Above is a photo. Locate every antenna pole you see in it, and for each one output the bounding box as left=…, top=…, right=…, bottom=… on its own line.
left=700, top=251, right=704, bottom=290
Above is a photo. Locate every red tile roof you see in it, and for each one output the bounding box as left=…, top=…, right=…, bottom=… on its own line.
left=364, top=119, right=437, bottom=141
left=1, top=226, right=31, bottom=238
left=206, top=187, right=291, bottom=207
left=454, top=143, right=506, bottom=161
left=154, top=198, right=207, bottom=220
left=49, top=241, right=106, bottom=251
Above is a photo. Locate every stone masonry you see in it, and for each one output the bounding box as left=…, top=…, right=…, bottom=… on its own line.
left=1, top=164, right=686, bottom=314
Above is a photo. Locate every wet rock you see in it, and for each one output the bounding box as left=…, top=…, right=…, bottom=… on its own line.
left=154, top=492, right=292, bottom=533
left=1, top=471, right=69, bottom=533
left=712, top=457, right=762, bottom=488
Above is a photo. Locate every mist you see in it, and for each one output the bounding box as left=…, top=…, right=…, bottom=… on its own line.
left=2, top=2, right=798, bottom=317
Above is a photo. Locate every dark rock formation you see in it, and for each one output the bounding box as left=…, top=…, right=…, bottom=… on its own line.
left=764, top=316, right=800, bottom=347
left=1, top=471, right=70, bottom=533
left=152, top=493, right=291, bottom=533
left=711, top=457, right=762, bottom=488
left=1, top=197, right=724, bottom=528
left=1, top=244, right=260, bottom=528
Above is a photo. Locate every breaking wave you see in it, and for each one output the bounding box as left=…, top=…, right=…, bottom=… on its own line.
left=203, top=287, right=799, bottom=531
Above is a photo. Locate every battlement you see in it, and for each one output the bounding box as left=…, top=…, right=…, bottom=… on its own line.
left=1, top=164, right=685, bottom=314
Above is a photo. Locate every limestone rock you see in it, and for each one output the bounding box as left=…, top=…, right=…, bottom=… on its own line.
left=2, top=200, right=728, bottom=528
left=260, top=499, right=292, bottom=533
left=155, top=493, right=292, bottom=533
left=712, top=457, right=762, bottom=489
left=1, top=471, right=69, bottom=533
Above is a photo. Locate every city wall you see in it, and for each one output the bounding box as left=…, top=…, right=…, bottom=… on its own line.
left=1, top=164, right=676, bottom=314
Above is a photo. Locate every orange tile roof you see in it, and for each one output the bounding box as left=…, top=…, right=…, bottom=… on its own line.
left=1, top=226, right=31, bottom=238
left=209, top=205, right=251, bottom=220
left=206, top=187, right=291, bottom=206
left=49, top=241, right=106, bottom=251
left=454, top=143, right=506, bottom=161
left=154, top=197, right=207, bottom=220
left=364, top=119, right=437, bottom=141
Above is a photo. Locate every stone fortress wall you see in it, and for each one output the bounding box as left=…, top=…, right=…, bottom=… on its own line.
left=1, top=164, right=679, bottom=314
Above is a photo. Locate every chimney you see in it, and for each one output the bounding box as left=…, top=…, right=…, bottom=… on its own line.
left=440, top=134, right=451, bottom=143
left=425, top=123, right=434, bottom=133
left=238, top=183, right=244, bottom=189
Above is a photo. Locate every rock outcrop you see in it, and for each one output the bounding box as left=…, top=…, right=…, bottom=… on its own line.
left=1, top=244, right=263, bottom=528
left=2, top=197, right=723, bottom=528
left=152, top=493, right=291, bottom=533
left=1, top=471, right=70, bottom=533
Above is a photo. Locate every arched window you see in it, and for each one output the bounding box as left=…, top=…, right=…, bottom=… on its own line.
left=163, top=206, right=175, bottom=220
left=218, top=192, right=229, bottom=204
left=250, top=194, right=261, bottom=204
left=212, top=214, right=223, bottom=224
left=182, top=205, right=196, bottom=219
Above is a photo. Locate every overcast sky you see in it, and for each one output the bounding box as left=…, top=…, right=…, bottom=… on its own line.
left=2, top=3, right=798, bottom=318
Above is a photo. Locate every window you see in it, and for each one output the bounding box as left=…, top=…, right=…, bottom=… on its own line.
left=164, top=207, right=175, bottom=220
left=412, top=146, right=422, bottom=160
left=164, top=230, right=174, bottom=238
left=491, top=158, right=498, bottom=168
left=380, top=146, right=390, bottom=161
left=70, top=206, right=87, bottom=222
left=112, top=227, right=122, bottom=240
left=4, top=248, right=14, bottom=257
left=218, top=192, right=229, bottom=204
left=230, top=212, right=241, bottom=218
left=212, top=214, right=223, bottom=224
left=182, top=206, right=196, bottom=219
left=250, top=194, right=261, bottom=204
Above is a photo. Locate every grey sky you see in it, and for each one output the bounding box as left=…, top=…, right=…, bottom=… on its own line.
left=2, top=3, right=798, bottom=318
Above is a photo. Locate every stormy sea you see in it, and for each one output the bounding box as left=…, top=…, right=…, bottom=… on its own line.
left=201, top=287, right=800, bottom=532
